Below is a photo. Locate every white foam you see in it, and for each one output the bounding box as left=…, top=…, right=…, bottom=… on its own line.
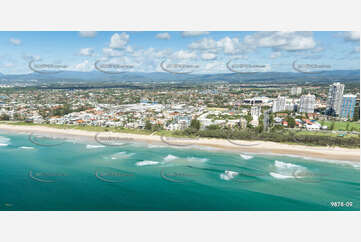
left=269, top=172, right=294, bottom=179
left=20, top=146, right=35, bottom=150
left=259, top=152, right=359, bottom=169
left=186, top=157, right=208, bottom=163
left=274, top=160, right=302, bottom=169
left=86, top=144, right=105, bottom=149
left=240, top=154, right=254, bottom=160
left=220, top=170, right=239, bottom=181
left=136, top=160, right=160, bottom=166
left=0, top=136, right=10, bottom=146
left=271, top=160, right=308, bottom=180
left=163, top=154, right=179, bottom=162
left=147, top=144, right=167, bottom=148
left=111, top=151, right=135, bottom=159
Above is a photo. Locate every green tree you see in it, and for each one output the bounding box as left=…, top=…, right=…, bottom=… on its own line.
left=245, top=114, right=253, bottom=123
left=145, top=120, right=152, bottom=130
left=286, top=116, right=296, bottom=128
left=206, top=124, right=221, bottom=130
left=0, top=114, right=10, bottom=121
left=190, top=119, right=201, bottom=130
left=353, top=105, right=360, bottom=121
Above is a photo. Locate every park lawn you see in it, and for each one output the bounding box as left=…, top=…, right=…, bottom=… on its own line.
left=322, top=121, right=360, bottom=132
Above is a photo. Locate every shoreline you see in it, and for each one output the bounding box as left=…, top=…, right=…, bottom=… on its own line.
left=0, top=124, right=360, bottom=162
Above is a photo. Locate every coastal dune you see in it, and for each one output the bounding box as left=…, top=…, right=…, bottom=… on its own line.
left=0, top=124, right=359, bottom=162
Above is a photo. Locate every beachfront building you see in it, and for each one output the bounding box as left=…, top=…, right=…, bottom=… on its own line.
left=290, top=87, right=302, bottom=96
left=340, top=94, right=356, bottom=120
left=299, top=94, right=315, bottom=113
left=272, top=96, right=286, bottom=113
left=326, top=82, right=344, bottom=116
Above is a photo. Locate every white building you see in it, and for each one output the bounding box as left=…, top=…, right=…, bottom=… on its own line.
left=326, top=82, right=344, bottom=116
left=306, top=124, right=320, bottom=131
left=272, top=96, right=286, bottom=113
left=299, top=94, right=315, bottom=113
left=291, top=87, right=302, bottom=96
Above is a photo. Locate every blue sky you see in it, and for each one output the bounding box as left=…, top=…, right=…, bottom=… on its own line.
left=0, top=31, right=359, bottom=74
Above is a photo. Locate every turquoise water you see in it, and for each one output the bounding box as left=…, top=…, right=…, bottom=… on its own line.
left=0, top=132, right=359, bottom=211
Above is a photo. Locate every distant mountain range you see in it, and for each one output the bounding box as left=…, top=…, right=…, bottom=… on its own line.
left=0, top=70, right=359, bottom=84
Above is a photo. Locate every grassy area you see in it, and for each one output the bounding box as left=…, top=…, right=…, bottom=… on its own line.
left=321, top=121, right=360, bottom=132
left=296, top=131, right=359, bottom=138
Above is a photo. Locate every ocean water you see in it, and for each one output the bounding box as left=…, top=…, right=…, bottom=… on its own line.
left=0, top=132, right=359, bottom=211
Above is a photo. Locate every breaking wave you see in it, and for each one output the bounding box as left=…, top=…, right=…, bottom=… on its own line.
left=0, top=136, right=10, bottom=146
left=86, top=144, right=105, bottom=149
left=163, top=154, right=179, bottom=162
left=186, top=157, right=208, bottom=163
left=20, top=146, right=35, bottom=150
left=240, top=154, right=254, bottom=160
left=220, top=170, right=239, bottom=181
left=270, top=160, right=307, bottom=180
left=111, top=151, right=135, bottom=159
left=136, top=160, right=160, bottom=166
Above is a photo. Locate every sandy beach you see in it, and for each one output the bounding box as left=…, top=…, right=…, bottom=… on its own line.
left=0, top=124, right=359, bottom=162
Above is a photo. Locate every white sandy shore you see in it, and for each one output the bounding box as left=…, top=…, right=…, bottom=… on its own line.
left=0, top=124, right=359, bottom=162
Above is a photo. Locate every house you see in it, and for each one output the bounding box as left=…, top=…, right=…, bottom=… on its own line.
left=306, top=124, right=320, bottom=131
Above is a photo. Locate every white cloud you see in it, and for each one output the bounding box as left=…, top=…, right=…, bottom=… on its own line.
left=10, top=38, right=21, bottom=45
left=73, top=60, right=93, bottom=71
left=103, top=48, right=123, bottom=57
left=189, top=38, right=217, bottom=50
left=172, top=50, right=197, bottom=59
left=201, top=52, right=217, bottom=60
left=189, top=37, right=245, bottom=55
left=188, top=37, right=245, bottom=55
left=216, top=37, right=244, bottom=54
left=244, top=31, right=316, bottom=51
left=156, top=32, right=171, bottom=40
left=79, top=31, right=97, bottom=38
left=79, top=48, right=94, bottom=56
left=125, top=45, right=133, bottom=53
left=343, top=31, right=360, bottom=41
left=109, top=32, right=130, bottom=49
left=181, top=31, right=210, bottom=37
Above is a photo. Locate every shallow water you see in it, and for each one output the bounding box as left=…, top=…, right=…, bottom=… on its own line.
left=0, top=132, right=359, bottom=211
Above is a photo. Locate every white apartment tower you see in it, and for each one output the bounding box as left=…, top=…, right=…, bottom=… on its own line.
left=326, top=82, right=345, bottom=116
left=272, top=96, right=286, bottom=113
left=299, top=93, right=316, bottom=113
left=291, top=87, right=302, bottom=96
